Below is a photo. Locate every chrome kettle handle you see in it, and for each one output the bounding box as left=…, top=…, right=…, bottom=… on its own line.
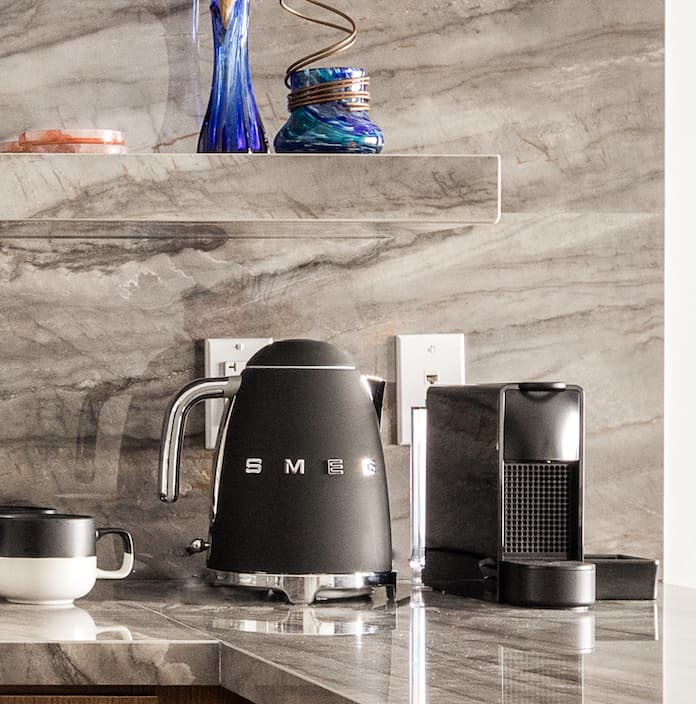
left=159, top=377, right=240, bottom=503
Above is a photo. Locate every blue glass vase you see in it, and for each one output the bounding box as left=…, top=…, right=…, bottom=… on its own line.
left=274, top=67, right=384, bottom=154
left=197, top=0, right=268, bottom=153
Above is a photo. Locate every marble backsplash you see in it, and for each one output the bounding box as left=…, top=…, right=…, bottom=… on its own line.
left=0, top=0, right=664, bottom=576
left=0, top=211, right=662, bottom=576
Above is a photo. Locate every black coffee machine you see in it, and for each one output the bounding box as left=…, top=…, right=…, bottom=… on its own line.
left=423, top=383, right=595, bottom=608
left=159, top=339, right=396, bottom=604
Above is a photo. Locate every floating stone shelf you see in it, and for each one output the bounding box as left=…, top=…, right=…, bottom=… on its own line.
left=0, top=154, right=501, bottom=229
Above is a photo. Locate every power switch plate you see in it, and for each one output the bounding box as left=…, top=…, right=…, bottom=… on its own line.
left=396, top=334, right=465, bottom=445
left=204, top=338, right=273, bottom=449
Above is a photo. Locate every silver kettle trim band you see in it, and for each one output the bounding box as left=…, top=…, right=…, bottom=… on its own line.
left=206, top=569, right=397, bottom=604
left=245, top=365, right=357, bottom=370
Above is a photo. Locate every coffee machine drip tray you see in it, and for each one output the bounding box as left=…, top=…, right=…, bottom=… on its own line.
left=206, top=569, right=397, bottom=604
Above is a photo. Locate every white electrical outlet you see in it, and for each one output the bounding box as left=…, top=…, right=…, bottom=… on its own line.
left=204, top=338, right=273, bottom=449
left=396, top=334, right=465, bottom=445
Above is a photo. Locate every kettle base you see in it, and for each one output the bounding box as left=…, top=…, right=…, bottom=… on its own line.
left=205, top=569, right=397, bottom=604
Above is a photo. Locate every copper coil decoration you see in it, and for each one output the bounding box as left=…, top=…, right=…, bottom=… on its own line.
left=287, top=76, right=370, bottom=112
left=279, top=0, right=370, bottom=111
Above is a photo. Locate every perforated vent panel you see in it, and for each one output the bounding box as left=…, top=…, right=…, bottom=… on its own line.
left=504, top=462, right=574, bottom=556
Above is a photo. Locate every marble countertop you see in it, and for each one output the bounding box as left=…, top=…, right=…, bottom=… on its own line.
left=0, top=579, right=691, bottom=703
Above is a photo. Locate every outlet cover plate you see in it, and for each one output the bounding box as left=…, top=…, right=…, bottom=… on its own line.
left=396, top=333, right=465, bottom=445
left=204, top=337, right=273, bottom=449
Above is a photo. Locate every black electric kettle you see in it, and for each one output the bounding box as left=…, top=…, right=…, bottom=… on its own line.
left=158, top=339, right=395, bottom=603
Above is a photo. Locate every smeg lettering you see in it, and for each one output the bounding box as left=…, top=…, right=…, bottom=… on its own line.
left=242, top=458, right=377, bottom=476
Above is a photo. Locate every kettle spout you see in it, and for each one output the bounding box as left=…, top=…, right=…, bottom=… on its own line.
left=362, top=375, right=386, bottom=423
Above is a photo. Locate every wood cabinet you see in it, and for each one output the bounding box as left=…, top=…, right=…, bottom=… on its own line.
left=0, top=686, right=251, bottom=704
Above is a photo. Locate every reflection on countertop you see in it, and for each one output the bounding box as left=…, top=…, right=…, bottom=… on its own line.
left=0, top=579, right=691, bottom=702
left=0, top=604, right=133, bottom=642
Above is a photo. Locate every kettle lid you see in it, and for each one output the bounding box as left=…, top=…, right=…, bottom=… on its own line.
left=246, top=339, right=355, bottom=369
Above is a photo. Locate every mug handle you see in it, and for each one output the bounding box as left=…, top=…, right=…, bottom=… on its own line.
left=95, top=528, right=134, bottom=580
left=95, top=626, right=134, bottom=641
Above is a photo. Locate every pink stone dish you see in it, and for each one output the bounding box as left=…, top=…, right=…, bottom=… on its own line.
left=17, top=143, right=128, bottom=154
left=19, top=129, right=125, bottom=146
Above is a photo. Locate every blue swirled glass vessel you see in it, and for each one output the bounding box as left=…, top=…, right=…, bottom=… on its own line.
left=274, top=67, right=384, bottom=154
left=197, top=0, right=268, bottom=153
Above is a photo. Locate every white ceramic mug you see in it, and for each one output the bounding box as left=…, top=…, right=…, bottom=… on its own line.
left=0, top=514, right=134, bottom=605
